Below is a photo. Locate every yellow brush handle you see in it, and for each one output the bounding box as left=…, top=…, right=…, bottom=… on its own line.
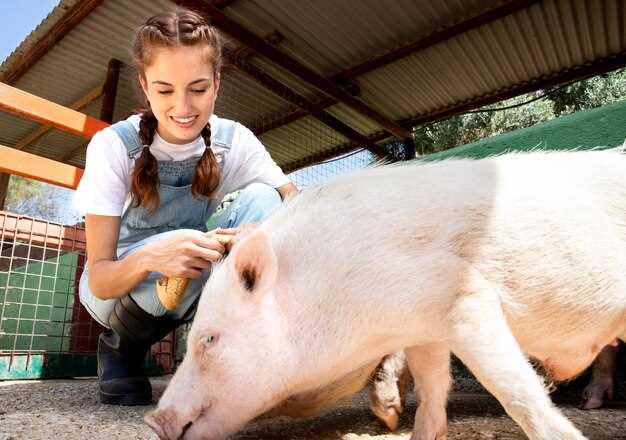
left=156, top=232, right=234, bottom=310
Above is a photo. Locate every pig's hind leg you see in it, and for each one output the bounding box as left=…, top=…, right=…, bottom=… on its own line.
left=447, top=278, right=587, bottom=440
left=580, top=343, right=619, bottom=409
left=368, top=351, right=412, bottom=431
left=405, top=343, right=451, bottom=440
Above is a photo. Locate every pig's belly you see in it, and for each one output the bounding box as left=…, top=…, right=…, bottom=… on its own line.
left=534, top=346, right=603, bottom=381
left=499, top=293, right=626, bottom=381
left=512, top=322, right=622, bottom=381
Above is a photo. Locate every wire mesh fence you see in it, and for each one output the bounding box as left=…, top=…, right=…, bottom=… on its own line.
left=288, top=149, right=374, bottom=189
left=0, top=211, right=175, bottom=379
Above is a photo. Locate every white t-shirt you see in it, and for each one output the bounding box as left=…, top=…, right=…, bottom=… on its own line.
left=73, top=114, right=290, bottom=216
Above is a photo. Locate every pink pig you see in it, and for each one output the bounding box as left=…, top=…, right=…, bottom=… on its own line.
left=146, top=150, right=626, bottom=440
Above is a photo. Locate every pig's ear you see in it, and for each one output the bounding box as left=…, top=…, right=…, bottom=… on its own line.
left=229, top=228, right=277, bottom=301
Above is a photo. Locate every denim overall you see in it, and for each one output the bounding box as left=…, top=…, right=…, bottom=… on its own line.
left=79, top=119, right=282, bottom=327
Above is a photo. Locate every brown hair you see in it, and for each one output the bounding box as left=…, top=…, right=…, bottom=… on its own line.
left=131, top=10, right=223, bottom=213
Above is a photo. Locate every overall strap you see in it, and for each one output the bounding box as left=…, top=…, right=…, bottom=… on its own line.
left=110, top=120, right=143, bottom=159
left=211, top=118, right=237, bottom=148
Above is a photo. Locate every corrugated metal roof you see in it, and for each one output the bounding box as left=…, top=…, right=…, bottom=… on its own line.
left=1, top=0, right=625, bottom=173
left=229, top=0, right=501, bottom=76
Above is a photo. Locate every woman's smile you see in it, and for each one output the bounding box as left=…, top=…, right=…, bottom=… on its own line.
left=170, top=115, right=199, bottom=129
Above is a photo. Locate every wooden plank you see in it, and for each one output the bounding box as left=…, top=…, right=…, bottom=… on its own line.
left=0, top=144, right=84, bottom=190
left=173, top=0, right=412, bottom=140
left=13, top=85, right=103, bottom=151
left=0, top=0, right=103, bottom=85
left=0, top=82, right=108, bottom=139
left=0, top=211, right=86, bottom=253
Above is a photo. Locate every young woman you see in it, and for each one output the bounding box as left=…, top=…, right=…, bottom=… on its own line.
left=73, top=10, right=297, bottom=405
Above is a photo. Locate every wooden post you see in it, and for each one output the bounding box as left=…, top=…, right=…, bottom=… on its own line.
left=0, top=173, right=10, bottom=210
left=99, top=59, right=122, bottom=123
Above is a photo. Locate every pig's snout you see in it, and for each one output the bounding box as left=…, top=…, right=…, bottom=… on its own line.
left=145, top=406, right=204, bottom=440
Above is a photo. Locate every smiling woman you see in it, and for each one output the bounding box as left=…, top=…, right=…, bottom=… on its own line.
left=71, top=9, right=298, bottom=407
left=139, top=46, right=219, bottom=144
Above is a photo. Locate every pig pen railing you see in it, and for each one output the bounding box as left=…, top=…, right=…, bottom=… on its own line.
left=0, top=211, right=176, bottom=379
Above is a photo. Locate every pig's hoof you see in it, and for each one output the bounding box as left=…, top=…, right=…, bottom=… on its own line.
left=409, top=430, right=448, bottom=440
left=377, top=409, right=400, bottom=431
left=580, top=383, right=612, bottom=410
left=581, top=395, right=603, bottom=410
left=370, top=403, right=401, bottom=431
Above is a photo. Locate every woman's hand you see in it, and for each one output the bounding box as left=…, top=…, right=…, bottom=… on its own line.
left=217, top=224, right=259, bottom=244
left=142, top=230, right=228, bottom=279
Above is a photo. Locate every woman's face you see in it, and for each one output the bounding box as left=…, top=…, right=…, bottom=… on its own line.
left=140, top=45, right=220, bottom=144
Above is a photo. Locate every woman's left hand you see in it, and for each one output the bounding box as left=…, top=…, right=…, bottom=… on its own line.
left=211, top=224, right=259, bottom=250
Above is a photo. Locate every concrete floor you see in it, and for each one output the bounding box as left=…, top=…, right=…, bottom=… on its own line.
left=1, top=376, right=626, bottom=440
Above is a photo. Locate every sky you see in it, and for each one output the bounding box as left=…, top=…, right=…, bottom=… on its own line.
left=1, top=1, right=76, bottom=224
left=0, top=0, right=60, bottom=64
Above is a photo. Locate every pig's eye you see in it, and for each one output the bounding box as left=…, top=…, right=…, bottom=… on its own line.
left=205, top=334, right=218, bottom=346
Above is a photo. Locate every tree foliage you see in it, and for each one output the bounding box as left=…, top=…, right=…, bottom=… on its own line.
left=6, top=175, right=42, bottom=201
left=5, top=176, right=81, bottom=224
left=406, top=68, right=626, bottom=157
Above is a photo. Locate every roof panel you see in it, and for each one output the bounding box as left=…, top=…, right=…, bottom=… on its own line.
left=0, top=111, right=42, bottom=147
left=1, top=0, right=625, bottom=172
left=228, top=0, right=500, bottom=76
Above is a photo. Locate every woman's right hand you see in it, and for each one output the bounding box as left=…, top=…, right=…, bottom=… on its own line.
left=142, top=230, right=227, bottom=279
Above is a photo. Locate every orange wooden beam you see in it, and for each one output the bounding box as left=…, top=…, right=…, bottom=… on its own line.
left=0, top=211, right=86, bottom=253
left=14, top=84, right=104, bottom=151
left=0, top=144, right=84, bottom=189
left=0, top=82, right=108, bottom=139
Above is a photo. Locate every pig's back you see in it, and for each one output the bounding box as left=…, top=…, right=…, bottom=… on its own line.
left=270, top=150, right=626, bottom=350
left=290, top=149, right=626, bottom=244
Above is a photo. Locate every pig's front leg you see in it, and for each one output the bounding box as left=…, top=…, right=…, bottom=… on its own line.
left=406, top=344, right=451, bottom=440
left=581, top=343, right=619, bottom=409
left=448, top=279, right=587, bottom=440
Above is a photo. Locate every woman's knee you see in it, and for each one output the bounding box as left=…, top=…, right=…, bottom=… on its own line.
left=79, top=271, right=116, bottom=327
left=240, top=183, right=282, bottom=206
left=229, top=183, right=281, bottom=224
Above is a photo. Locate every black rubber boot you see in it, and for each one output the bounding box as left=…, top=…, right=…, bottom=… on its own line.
left=98, top=295, right=179, bottom=405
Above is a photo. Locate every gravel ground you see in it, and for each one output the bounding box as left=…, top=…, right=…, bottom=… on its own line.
left=2, top=376, right=626, bottom=440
